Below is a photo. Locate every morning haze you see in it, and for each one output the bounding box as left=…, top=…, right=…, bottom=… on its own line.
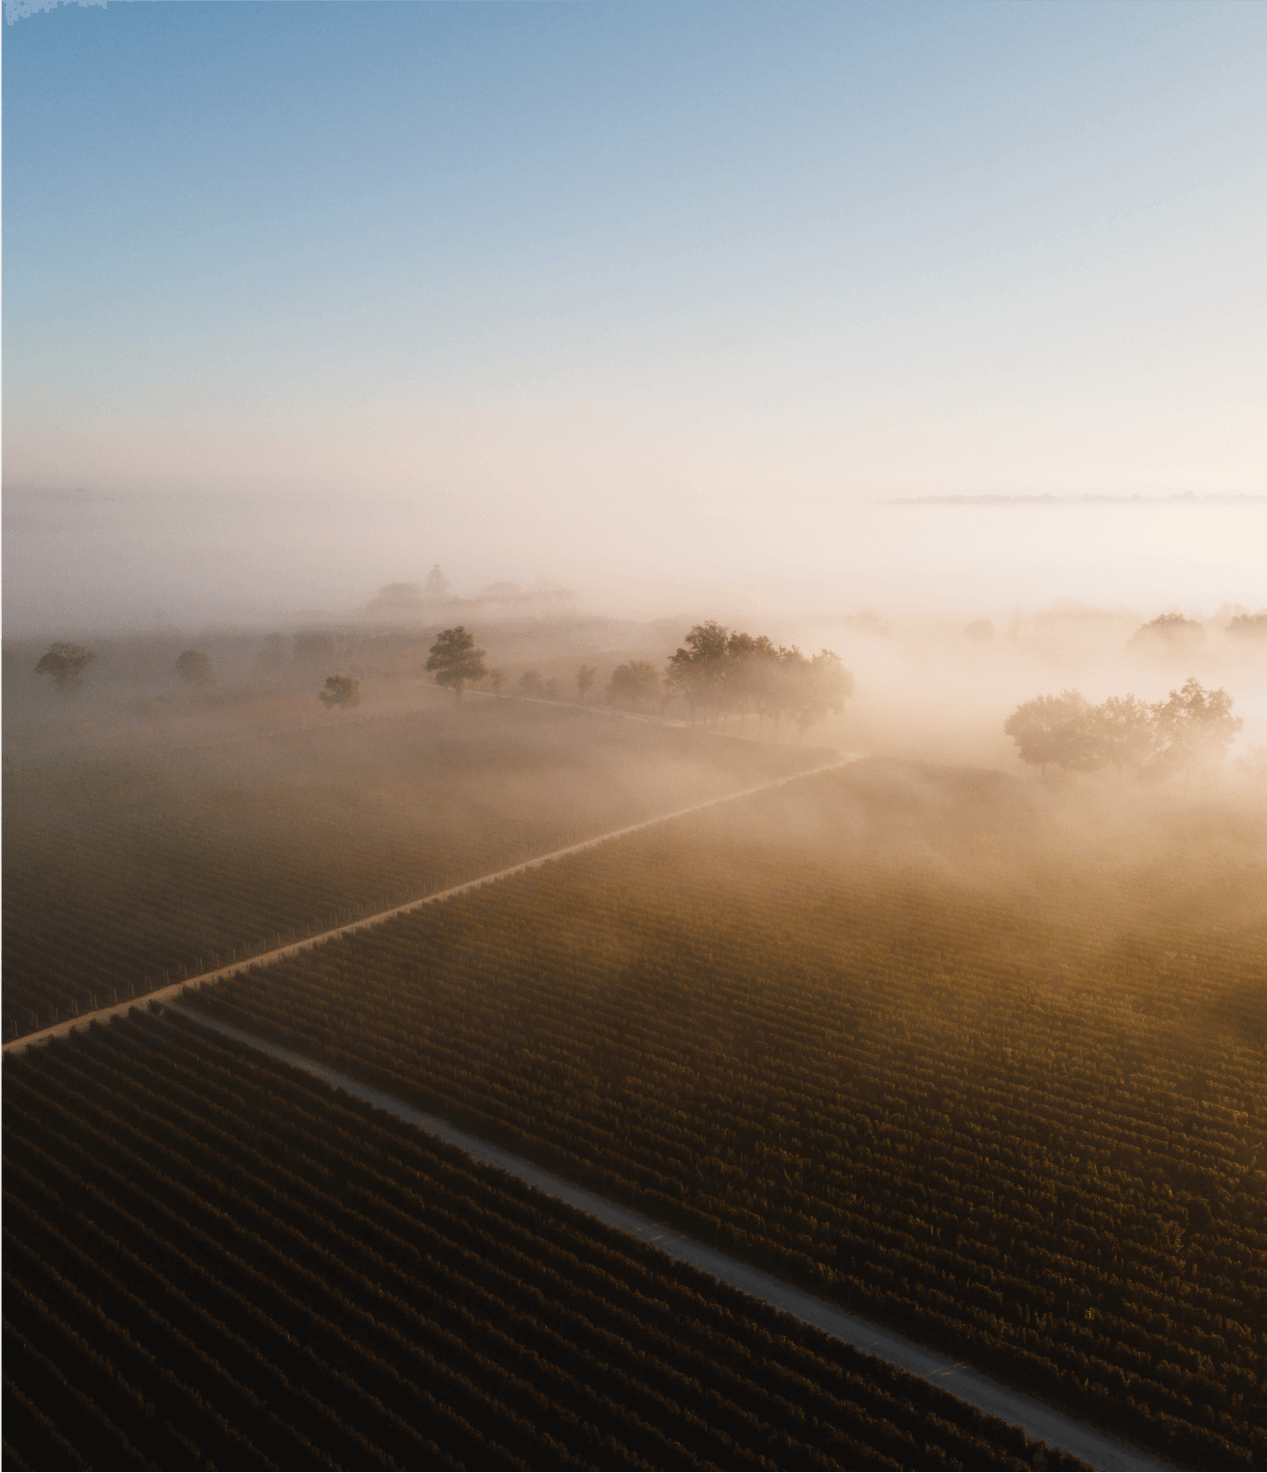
left=4, top=4, right=1264, bottom=1472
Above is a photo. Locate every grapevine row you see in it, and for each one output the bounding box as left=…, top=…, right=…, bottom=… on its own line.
left=1, top=1010, right=1079, bottom=1470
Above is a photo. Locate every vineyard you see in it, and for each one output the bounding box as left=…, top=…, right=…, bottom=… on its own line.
left=0, top=1009, right=1085, bottom=1471
left=3, top=699, right=823, bottom=1030
left=187, top=759, right=1267, bottom=1469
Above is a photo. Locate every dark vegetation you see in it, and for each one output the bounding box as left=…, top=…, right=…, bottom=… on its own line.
left=3, top=701, right=825, bottom=1033
left=188, top=762, right=1266, bottom=1469
left=1, top=1010, right=1086, bottom=1471
left=1004, top=678, right=1241, bottom=779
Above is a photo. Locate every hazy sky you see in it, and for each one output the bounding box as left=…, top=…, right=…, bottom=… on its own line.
left=4, top=0, right=1265, bottom=627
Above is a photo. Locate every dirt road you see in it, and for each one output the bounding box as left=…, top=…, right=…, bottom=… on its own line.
left=4, top=755, right=853, bottom=1054
left=165, top=1004, right=1166, bottom=1473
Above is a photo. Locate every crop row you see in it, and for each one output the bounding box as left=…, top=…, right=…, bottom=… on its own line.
left=188, top=762, right=1266, bottom=1469
left=2, top=701, right=820, bottom=1026
left=0, top=1010, right=1080, bottom=1471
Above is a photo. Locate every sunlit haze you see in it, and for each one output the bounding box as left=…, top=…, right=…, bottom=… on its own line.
left=5, top=0, right=1265, bottom=629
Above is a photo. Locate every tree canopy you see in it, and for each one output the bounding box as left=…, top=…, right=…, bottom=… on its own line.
left=576, top=664, right=597, bottom=702
left=665, top=623, right=853, bottom=735
left=606, top=660, right=660, bottom=711
left=1004, top=678, right=1241, bottom=780
left=426, top=626, right=487, bottom=698
left=318, top=675, right=361, bottom=710
left=34, top=642, right=95, bottom=694
left=1150, top=677, right=1242, bottom=780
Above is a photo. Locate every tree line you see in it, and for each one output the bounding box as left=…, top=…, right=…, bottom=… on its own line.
left=423, top=621, right=854, bottom=736
left=1004, top=677, right=1242, bottom=778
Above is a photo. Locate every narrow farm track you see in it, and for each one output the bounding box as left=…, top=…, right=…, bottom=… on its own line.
left=160, top=1004, right=1163, bottom=1473
left=3, top=755, right=856, bottom=1055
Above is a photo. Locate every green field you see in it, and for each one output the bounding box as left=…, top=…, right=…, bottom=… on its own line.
left=187, top=759, right=1267, bottom=1469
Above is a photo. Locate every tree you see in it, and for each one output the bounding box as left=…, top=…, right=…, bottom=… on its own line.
left=318, top=675, right=361, bottom=710
left=1003, top=691, right=1100, bottom=776
left=34, top=642, right=94, bottom=694
left=792, top=649, right=854, bottom=735
left=176, top=649, right=214, bottom=687
left=665, top=621, right=730, bottom=721
left=1093, top=694, right=1156, bottom=778
left=544, top=676, right=563, bottom=701
left=1127, top=613, right=1205, bottom=654
left=607, top=659, right=660, bottom=711
left=519, top=670, right=544, bottom=697
left=426, top=626, right=487, bottom=699
left=576, top=664, right=597, bottom=702
left=487, top=668, right=507, bottom=697
left=1149, top=677, right=1241, bottom=781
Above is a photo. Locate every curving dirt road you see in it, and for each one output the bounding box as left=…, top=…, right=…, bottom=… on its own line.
left=165, top=1004, right=1165, bottom=1472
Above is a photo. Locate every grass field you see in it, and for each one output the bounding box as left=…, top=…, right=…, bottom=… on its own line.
left=3, top=700, right=824, bottom=1030
left=186, top=759, right=1267, bottom=1469
left=1, top=1008, right=1088, bottom=1471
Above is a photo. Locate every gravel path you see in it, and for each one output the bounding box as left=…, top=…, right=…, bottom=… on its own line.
left=162, top=1004, right=1164, bottom=1472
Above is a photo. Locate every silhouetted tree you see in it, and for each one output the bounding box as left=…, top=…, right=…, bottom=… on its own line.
left=34, top=642, right=95, bottom=694
left=665, top=621, right=730, bottom=721
left=607, top=660, right=660, bottom=711
left=487, top=667, right=507, bottom=697
left=176, top=649, right=214, bottom=686
left=318, top=675, right=361, bottom=710
left=1094, top=694, right=1156, bottom=778
left=1149, top=677, right=1241, bottom=780
left=544, top=676, right=563, bottom=701
left=426, top=626, right=487, bottom=699
left=519, top=670, right=544, bottom=697
left=576, top=664, right=597, bottom=702
left=1004, top=691, right=1100, bottom=776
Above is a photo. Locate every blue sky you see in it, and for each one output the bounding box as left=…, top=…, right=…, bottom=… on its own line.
left=4, top=1, right=1265, bottom=623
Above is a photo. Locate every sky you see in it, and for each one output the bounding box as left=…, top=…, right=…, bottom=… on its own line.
left=4, top=0, right=1266, bottom=629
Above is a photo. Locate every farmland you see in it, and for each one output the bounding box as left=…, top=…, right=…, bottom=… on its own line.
left=1, top=1008, right=1085, bottom=1471
left=187, top=759, right=1267, bottom=1469
left=2, top=699, right=824, bottom=1031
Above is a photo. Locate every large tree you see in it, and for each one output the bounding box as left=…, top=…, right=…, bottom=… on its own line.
left=665, top=621, right=730, bottom=721
left=425, top=626, right=487, bottom=699
left=576, top=664, right=597, bottom=702
left=1150, top=677, right=1241, bottom=780
left=1003, top=691, right=1100, bottom=776
left=34, top=642, right=95, bottom=694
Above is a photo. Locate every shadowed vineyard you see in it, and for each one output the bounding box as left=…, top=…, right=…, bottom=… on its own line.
left=0, top=1010, right=1086, bottom=1471
left=2, top=701, right=822, bottom=1030
left=188, top=760, right=1266, bottom=1470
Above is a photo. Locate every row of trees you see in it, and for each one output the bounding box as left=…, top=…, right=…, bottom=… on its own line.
left=422, top=623, right=854, bottom=736
left=1004, top=677, right=1243, bottom=778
